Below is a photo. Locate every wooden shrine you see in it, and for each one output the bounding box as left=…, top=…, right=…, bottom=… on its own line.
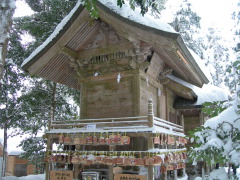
left=21, top=1, right=217, bottom=180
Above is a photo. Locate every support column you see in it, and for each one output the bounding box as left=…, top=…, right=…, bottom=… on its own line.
left=109, top=145, right=116, bottom=180
left=45, top=135, right=52, bottom=180
left=180, top=114, right=184, bottom=131
left=74, top=145, right=81, bottom=180
left=148, top=135, right=154, bottom=180
left=199, top=110, right=204, bottom=126
left=174, top=169, right=178, bottom=180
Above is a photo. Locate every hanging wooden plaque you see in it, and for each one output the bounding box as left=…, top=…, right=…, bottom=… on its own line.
left=114, top=174, right=147, bottom=180
left=50, top=171, right=73, bottom=180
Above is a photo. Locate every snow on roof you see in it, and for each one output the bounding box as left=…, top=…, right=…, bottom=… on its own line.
left=8, top=150, right=23, bottom=156
left=21, top=1, right=83, bottom=67
left=168, top=74, right=230, bottom=105
left=189, top=48, right=213, bottom=83
left=21, top=0, right=177, bottom=68
left=98, top=0, right=176, bottom=33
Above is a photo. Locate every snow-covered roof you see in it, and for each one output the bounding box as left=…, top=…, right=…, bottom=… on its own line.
left=21, top=0, right=209, bottom=89
left=8, top=150, right=23, bottom=156
left=170, top=74, right=230, bottom=108
left=98, top=0, right=176, bottom=33
left=21, top=1, right=83, bottom=67
left=21, top=0, right=176, bottom=68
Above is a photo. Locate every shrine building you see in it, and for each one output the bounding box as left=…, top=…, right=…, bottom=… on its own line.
left=22, top=1, right=228, bottom=180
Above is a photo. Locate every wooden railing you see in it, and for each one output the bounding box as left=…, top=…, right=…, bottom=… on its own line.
left=50, top=116, right=148, bottom=129
left=50, top=99, right=184, bottom=133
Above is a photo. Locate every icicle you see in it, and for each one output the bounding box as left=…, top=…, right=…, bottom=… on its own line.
left=158, top=88, right=161, bottom=96
left=117, top=73, right=121, bottom=83
left=146, top=76, right=149, bottom=87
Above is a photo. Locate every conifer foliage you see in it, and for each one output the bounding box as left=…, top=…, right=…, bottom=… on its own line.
left=187, top=1, right=240, bottom=177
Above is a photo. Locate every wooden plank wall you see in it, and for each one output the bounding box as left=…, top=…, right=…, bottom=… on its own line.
left=139, top=77, right=158, bottom=116
left=82, top=77, right=134, bottom=118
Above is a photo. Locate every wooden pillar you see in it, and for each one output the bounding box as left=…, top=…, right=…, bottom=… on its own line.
left=165, top=88, right=168, bottom=121
left=109, top=145, right=116, bottom=180
left=202, top=164, right=205, bottom=180
left=163, top=170, right=167, bottom=180
left=45, top=135, right=52, bottom=180
left=181, top=114, right=184, bottom=131
left=148, top=135, right=154, bottom=180
left=199, top=110, right=204, bottom=126
left=148, top=99, right=154, bottom=127
left=174, top=169, right=178, bottom=180
left=133, top=69, right=141, bottom=116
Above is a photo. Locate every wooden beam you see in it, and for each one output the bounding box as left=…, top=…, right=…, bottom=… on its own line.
left=61, top=47, right=79, bottom=59
left=78, top=41, right=134, bottom=60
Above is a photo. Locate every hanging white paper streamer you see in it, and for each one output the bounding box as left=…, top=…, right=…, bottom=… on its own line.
left=117, top=73, right=121, bottom=83
left=158, top=88, right=161, bottom=96
left=146, top=77, right=149, bottom=87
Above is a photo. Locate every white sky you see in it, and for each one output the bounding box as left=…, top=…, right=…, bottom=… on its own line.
left=1, top=0, right=236, bottom=153
left=191, top=0, right=235, bottom=39
left=14, top=0, right=33, bottom=17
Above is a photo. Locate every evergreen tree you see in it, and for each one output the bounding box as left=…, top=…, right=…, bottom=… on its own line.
left=0, top=0, right=15, bottom=82
left=169, top=0, right=233, bottom=88
left=187, top=1, right=240, bottom=177
left=204, top=27, right=231, bottom=87
left=0, top=0, right=80, bottom=174
left=0, top=60, right=25, bottom=177
left=170, top=0, right=204, bottom=58
left=18, top=137, right=46, bottom=174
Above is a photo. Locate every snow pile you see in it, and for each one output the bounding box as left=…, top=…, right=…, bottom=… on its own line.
left=209, top=167, right=228, bottom=180
left=2, top=174, right=44, bottom=180
left=176, top=174, right=188, bottom=180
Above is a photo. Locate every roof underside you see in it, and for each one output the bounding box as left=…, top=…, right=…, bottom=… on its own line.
left=22, top=2, right=209, bottom=91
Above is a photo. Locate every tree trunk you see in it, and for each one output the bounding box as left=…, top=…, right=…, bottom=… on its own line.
left=2, top=123, right=8, bottom=177
left=46, top=82, right=57, bottom=180
left=0, top=0, right=15, bottom=82
left=49, top=82, right=56, bottom=129
left=1, top=66, right=9, bottom=177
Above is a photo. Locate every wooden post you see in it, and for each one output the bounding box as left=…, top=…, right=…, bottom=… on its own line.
left=183, top=167, right=186, bottom=178
left=174, top=169, right=178, bottom=180
left=164, top=170, right=168, bottom=180
left=109, top=145, right=116, bottom=180
left=199, top=111, right=204, bottom=126
left=148, top=135, right=154, bottom=180
left=45, top=135, right=52, bottom=180
left=180, top=114, right=184, bottom=131
left=148, top=99, right=154, bottom=127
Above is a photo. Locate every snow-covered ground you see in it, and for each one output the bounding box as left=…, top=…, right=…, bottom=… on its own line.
left=0, top=170, right=236, bottom=180
left=0, top=168, right=239, bottom=180
left=0, top=174, right=44, bottom=180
